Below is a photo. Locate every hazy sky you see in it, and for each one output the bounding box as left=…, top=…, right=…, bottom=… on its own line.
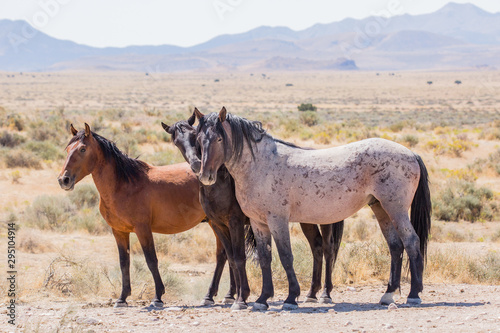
left=0, top=0, right=498, bottom=47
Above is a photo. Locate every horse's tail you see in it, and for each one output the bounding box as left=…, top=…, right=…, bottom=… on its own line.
left=411, top=154, right=432, bottom=263
left=332, top=220, right=344, bottom=261
left=244, top=222, right=257, bottom=258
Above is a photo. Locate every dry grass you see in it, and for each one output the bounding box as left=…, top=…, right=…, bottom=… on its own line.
left=1, top=70, right=500, bottom=304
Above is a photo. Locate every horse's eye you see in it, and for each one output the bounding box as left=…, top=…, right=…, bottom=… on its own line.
left=80, top=148, right=86, bottom=153
left=217, top=137, right=223, bottom=142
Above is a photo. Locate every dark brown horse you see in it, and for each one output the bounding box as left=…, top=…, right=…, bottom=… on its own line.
left=57, top=123, right=236, bottom=307
left=162, top=112, right=344, bottom=307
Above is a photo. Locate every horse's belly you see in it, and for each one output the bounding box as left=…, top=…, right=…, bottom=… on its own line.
left=290, top=192, right=368, bottom=224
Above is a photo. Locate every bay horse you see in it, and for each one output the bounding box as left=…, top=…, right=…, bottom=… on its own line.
left=162, top=112, right=344, bottom=307
left=57, top=123, right=237, bottom=308
left=195, top=107, right=431, bottom=310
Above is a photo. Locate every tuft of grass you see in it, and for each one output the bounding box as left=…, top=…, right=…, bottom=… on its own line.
left=399, top=134, right=419, bottom=147
left=299, top=111, right=319, bottom=127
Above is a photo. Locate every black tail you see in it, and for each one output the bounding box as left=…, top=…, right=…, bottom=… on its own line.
left=411, top=154, right=432, bottom=263
left=244, top=223, right=257, bottom=258
left=332, top=220, right=344, bottom=261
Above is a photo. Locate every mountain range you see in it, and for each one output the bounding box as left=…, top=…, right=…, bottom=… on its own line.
left=0, top=2, right=499, bottom=72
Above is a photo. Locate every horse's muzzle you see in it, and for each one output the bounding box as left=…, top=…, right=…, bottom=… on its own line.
left=199, top=172, right=216, bottom=186
left=58, top=172, right=75, bottom=191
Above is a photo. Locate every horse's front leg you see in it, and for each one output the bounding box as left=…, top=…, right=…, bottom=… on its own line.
left=202, top=228, right=227, bottom=306
left=228, top=213, right=250, bottom=310
left=267, top=215, right=300, bottom=310
left=299, top=223, right=323, bottom=303
left=250, top=219, right=274, bottom=311
left=112, top=228, right=131, bottom=307
left=135, top=224, right=165, bottom=307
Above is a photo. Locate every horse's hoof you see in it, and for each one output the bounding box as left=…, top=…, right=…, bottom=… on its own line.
left=319, top=297, right=333, bottom=304
left=406, top=298, right=422, bottom=305
left=150, top=300, right=164, bottom=308
left=303, top=297, right=317, bottom=303
left=282, top=303, right=299, bottom=310
left=114, top=301, right=128, bottom=308
left=200, top=299, right=215, bottom=306
left=231, top=302, right=248, bottom=311
left=380, top=292, right=395, bottom=305
left=222, top=297, right=235, bottom=305
left=252, top=302, right=268, bottom=311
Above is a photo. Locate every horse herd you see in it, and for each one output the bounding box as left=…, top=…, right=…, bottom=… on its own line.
left=57, top=107, right=431, bottom=311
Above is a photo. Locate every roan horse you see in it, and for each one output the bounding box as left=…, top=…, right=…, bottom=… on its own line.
left=162, top=111, right=345, bottom=307
left=58, top=123, right=239, bottom=307
left=195, top=108, right=431, bottom=310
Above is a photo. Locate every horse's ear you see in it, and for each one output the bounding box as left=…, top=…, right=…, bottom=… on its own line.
left=161, top=122, right=173, bottom=134
left=194, top=107, right=204, bottom=120
left=84, top=123, right=91, bottom=137
left=219, top=106, right=227, bottom=123
left=70, top=124, right=78, bottom=136
left=187, top=112, right=196, bottom=126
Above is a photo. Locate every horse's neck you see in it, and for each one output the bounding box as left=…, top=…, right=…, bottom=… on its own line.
left=225, top=135, right=275, bottom=184
left=91, top=157, right=119, bottom=204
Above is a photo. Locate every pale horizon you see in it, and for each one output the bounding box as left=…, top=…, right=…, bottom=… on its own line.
left=0, top=0, right=499, bottom=48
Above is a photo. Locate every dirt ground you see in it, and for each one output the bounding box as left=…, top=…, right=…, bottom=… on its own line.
left=6, top=283, right=498, bottom=333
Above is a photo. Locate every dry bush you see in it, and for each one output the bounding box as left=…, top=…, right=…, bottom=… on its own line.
left=130, top=224, right=217, bottom=264
left=18, top=229, right=54, bottom=253
left=42, top=253, right=185, bottom=301
left=0, top=130, right=25, bottom=147
left=3, top=149, right=42, bottom=169
left=426, top=247, right=500, bottom=284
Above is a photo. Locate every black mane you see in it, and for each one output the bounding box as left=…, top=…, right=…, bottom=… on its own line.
left=197, top=112, right=306, bottom=161
left=67, top=131, right=150, bottom=183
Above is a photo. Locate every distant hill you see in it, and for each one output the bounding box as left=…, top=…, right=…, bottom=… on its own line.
left=1, top=2, right=499, bottom=71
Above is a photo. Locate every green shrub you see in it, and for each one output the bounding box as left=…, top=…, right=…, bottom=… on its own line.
left=297, top=103, right=317, bottom=112
left=433, top=180, right=497, bottom=222
left=299, top=111, right=319, bottom=127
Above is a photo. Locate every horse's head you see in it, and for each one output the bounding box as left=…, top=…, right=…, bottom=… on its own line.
left=58, top=123, right=100, bottom=191
left=161, top=111, right=201, bottom=173
left=195, top=107, right=231, bottom=186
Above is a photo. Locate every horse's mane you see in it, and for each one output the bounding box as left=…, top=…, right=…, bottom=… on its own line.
left=67, top=131, right=150, bottom=183
left=197, top=112, right=307, bottom=161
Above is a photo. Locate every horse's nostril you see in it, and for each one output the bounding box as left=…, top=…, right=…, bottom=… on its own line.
left=63, top=177, right=70, bottom=185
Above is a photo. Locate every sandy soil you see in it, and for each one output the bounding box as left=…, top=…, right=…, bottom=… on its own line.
left=7, top=283, right=499, bottom=333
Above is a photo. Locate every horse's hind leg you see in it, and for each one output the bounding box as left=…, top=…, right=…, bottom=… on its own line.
left=135, top=224, right=165, bottom=307
left=370, top=202, right=404, bottom=305
left=299, top=223, right=323, bottom=303
left=202, top=231, right=227, bottom=306
left=319, top=221, right=344, bottom=304
left=380, top=203, right=424, bottom=304
left=112, top=229, right=131, bottom=307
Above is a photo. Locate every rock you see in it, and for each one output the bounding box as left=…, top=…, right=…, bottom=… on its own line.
left=165, top=307, right=183, bottom=311
left=347, top=287, right=356, bottom=292
left=386, top=324, right=394, bottom=329
left=192, top=322, right=200, bottom=326
left=345, top=321, right=353, bottom=326
left=388, top=303, right=398, bottom=310
left=77, top=318, right=100, bottom=325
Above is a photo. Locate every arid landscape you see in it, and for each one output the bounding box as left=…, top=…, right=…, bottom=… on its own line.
left=1, top=70, right=500, bottom=332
